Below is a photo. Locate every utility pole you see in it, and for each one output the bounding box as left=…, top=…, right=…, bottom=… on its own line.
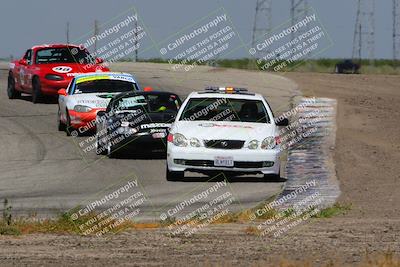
left=134, top=18, right=138, bottom=62
left=352, top=0, right=375, bottom=64
left=394, top=0, right=400, bottom=66
left=66, top=22, right=70, bottom=44
left=94, top=20, right=99, bottom=54
left=251, top=0, right=273, bottom=58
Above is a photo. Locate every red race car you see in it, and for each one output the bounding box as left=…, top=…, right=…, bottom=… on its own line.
left=7, top=44, right=109, bottom=103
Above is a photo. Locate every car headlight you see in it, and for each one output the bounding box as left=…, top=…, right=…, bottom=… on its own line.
left=172, top=133, right=188, bottom=147
left=248, top=140, right=259, bottom=149
left=74, top=105, right=92, bottom=113
left=261, top=136, right=276, bottom=149
left=189, top=138, right=201, bottom=147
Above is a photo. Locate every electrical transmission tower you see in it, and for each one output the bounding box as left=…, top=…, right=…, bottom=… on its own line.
left=394, top=0, right=400, bottom=65
left=352, top=0, right=375, bottom=63
left=290, top=0, right=309, bottom=42
left=251, top=0, right=273, bottom=58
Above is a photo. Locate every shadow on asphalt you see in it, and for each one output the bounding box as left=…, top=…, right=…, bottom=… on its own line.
left=15, top=94, right=58, bottom=104
left=171, top=174, right=287, bottom=183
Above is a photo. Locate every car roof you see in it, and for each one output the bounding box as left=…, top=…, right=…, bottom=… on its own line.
left=31, top=44, right=80, bottom=50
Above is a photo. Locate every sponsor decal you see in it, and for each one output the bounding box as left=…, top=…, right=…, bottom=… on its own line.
left=141, top=123, right=171, bottom=129
left=75, top=75, right=135, bottom=84
left=198, top=123, right=216, bottom=127
left=198, top=122, right=253, bottom=129
left=52, top=66, right=73, bottom=73
left=76, top=75, right=110, bottom=84
left=67, top=72, right=84, bottom=77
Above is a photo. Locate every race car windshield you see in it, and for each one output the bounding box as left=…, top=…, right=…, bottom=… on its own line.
left=36, top=47, right=95, bottom=64
left=180, top=98, right=270, bottom=123
left=74, top=80, right=137, bottom=94
left=112, top=94, right=180, bottom=113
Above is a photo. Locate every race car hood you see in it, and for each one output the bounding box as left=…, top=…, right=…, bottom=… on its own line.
left=67, top=93, right=118, bottom=109
left=39, top=62, right=109, bottom=78
left=172, top=121, right=276, bottom=140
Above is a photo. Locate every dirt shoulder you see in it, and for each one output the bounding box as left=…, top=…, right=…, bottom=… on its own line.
left=1, top=72, right=399, bottom=266
left=285, top=72, right=400, bottom=220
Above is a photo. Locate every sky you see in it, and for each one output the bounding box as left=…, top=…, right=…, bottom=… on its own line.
left=0, top=0, right=395, bottom=59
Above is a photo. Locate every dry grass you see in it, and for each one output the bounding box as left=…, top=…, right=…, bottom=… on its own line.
left=0, top=212, right=161, bottom=236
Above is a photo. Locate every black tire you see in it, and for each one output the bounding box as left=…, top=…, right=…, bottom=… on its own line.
left=263, top=170, right=281, bottom=182
left=32, top=77, right=42, bottom=104
left=7, top=74, right=20, bottom=99
left=96, top=134, right=107, bottom=155
left=57, top=107, right=66, bottom=131
left=65, top=111, right=74, bottom=136
left=166, top=165, right=184, bottom=181
left=106, top=143, right=118, bottom=158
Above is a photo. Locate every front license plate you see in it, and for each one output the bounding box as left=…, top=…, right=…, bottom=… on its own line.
left=152, top=132, right=167, bottom=139
left=214, top=156, right=234, bottom=167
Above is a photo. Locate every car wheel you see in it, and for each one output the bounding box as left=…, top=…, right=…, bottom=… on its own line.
left=7, top=74, right=20, bottom=99
left=96, top=133, right=107, bottom=155
left=263, top=170, right=281, bottom=182
left=57, top=107, right=66, bottom=131
left=32, top=77, right=42, bottom=104
left=106, top=142, right=118, bottom=158
left=65, top=111, right=74, bottom=136
left=166, top=165, right=184, bottom=181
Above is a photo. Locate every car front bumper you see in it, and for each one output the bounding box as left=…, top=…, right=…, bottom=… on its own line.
left=41, top=79, right=71, bottom=96
left=69, top=109, right=104, bottom=131
left=167, top=145, right=281, bottom=175
left=109, top=132, right=168, bottom=152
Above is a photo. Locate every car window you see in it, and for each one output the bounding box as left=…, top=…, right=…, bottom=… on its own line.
left=179, top=97, right=270, bottom=123
left=66, top=78, right=75, bottom=95
left=24, top=50, right=33, bottom=65
left=112, top=94, right=180, bottom=113
left=36, top=47, right=94, bottom=64
left=73, top=79, right=138, bottom=94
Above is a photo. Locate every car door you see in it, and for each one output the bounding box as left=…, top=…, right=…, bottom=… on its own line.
left=23, top=49, right=35, bottom=93
left=16, top=49, right=31, bottom=91
left=59, top=78, right=74, bottom=122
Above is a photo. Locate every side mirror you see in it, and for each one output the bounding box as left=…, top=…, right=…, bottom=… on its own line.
left=276, top=118, right=289, bottom=127
left=97, top=111, right=106, bottom=117
left=96, top=58, right=104, bottom=64
left=19, top=59, right=27, bottom=65
left=57, top=89, right=67, bottom=96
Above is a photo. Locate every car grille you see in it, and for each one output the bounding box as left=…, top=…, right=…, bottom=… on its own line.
left=204, top=140, right=245, bottom=149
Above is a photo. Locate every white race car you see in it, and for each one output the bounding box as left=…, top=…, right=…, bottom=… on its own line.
left=57, top=72, right=140, bottom=135
left=166, top=87, right=289, bottom=181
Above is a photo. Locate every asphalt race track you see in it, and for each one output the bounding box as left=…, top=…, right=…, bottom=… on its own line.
left=0, top=62, right=299, bottom=220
